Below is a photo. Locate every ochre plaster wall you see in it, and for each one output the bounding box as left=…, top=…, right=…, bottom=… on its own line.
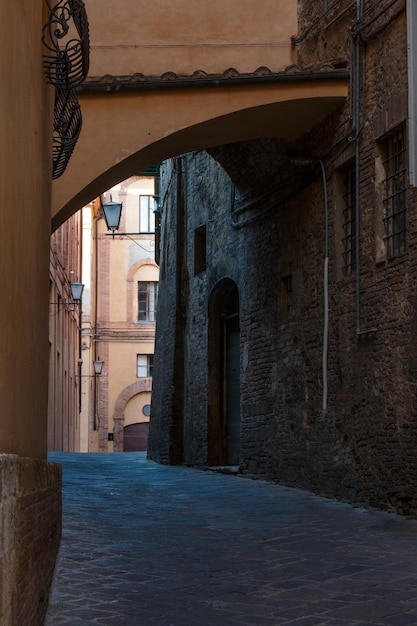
left=0, top=1, right=52, bottom=458
left=85, top=0, right=297, bottom=77
left=52, top=81, right=348, bottom=228
left=99, top=177, right=158, bottom=449
left=124, top=392, right=152, bottom=427
left=0, top=5, right=61, bottom=623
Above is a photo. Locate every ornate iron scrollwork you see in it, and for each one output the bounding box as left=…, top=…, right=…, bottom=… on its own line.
left=42, top=0, right=90, bottom=178
left=42, top=0, right=89, bottom=88
left=52, top=88, right=82, bottom=179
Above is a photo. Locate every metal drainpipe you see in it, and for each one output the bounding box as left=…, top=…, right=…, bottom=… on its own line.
left=93, top=207, right=100, bottom=433
left=354, top=0, right=362, bottom=336
left=78, top=211, right=83, bottom=414
left=290, top=158, right=329, bottom=411
left=353, top=0, right=378, bottom=337
left=319, top=160, right=329, bottom=413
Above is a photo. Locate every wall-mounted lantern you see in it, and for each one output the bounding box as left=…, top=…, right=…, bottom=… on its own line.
left=70, top=281, right=84, bottom=302
left=101, top=196, right=122, bottom=238
left=50, top=281, right=84, bottom=309
left=93, top=359, right=104, bottom=375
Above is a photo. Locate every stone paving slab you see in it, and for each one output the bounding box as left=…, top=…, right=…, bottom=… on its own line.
left=45, top=453, right=417, bottom=625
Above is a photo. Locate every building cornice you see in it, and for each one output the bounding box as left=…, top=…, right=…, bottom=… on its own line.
left=76, top=62, right=349, bottom=94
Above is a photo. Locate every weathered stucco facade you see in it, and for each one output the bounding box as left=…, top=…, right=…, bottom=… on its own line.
left=149, top=0, right=417, bottom=517
left=1, top=4, right=62, bottom=623
left=79, top=176, right=158, bottom=453
left=48, top=212, right=84, bottom=452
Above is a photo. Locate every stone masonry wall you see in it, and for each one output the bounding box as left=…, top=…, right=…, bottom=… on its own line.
left=149, top=0, right=417, bottom=516
left=148, top=158, right=185, bottom=464
left=0, top=455, right=61, bottom=626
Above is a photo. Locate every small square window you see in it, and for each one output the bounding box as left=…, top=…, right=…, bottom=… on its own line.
left=280, top=275, right=293, bottom=319
left=137, top=354, right=153, bottom=378
left=139, top=195, right=156, bottom=233
left=194, top=225, right=207, bottom=275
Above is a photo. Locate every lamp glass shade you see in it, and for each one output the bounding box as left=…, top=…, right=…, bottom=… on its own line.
left=70, top=281, right=84, bottom=301
left=152, top=195, right=160, bottom=212
left=93, top=359, right=104, bottom=375
left=102, top=200, right=122, bottom=231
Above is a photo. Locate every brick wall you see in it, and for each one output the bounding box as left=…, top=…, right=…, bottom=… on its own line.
left=0, top=455, right=61, bottom=626
left=148, top=158, right=186, bottom=464
left=149, top=1, right=417, bottom=516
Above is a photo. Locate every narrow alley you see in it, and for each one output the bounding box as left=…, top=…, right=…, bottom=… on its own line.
left=46, top=453, right=417, bottom=626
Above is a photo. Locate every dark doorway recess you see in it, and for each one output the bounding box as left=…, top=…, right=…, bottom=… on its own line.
left=208, top=278, right=241, bottom=466
left=123, top=422, right=149, bottom=452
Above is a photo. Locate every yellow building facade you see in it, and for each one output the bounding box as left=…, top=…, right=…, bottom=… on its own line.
left=1, top=2, right=62, bottom=623
left=80, top=176, right=158, bottom=452
left=48, top=212, right=83, bottom=452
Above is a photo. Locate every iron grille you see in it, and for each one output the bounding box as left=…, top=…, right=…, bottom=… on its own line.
left=382, top=124, right=407, bottom=257
left=342, top=162, right=356, bottom=276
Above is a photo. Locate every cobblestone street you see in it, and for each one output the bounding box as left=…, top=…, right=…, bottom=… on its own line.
left=46, top=453, right=417, bottom=625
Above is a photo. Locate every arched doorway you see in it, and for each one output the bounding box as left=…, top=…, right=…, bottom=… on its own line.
left=208, top=279, right=240, bottom=466
left=113, top=381, right=152, bottom=452
left=123, top=392, right=152, bottom=452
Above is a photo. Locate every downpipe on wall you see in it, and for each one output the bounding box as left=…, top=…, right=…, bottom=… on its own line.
left=352, top=0, right=378, bottom=338
left=295, top=0, right=377, bottom=414
left=291, top=157, right=329, bottom=413
left=319, top=160, right=329, bottom=414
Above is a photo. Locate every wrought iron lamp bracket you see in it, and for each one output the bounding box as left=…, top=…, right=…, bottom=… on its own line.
left=41, top=0, right=90, bottom=178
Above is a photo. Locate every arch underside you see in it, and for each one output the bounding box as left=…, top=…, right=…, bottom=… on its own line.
left=51, top=77, right=348, bottom=229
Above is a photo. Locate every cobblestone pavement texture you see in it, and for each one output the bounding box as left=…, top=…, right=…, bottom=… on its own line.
left=45, top=452, right=417, bottom=626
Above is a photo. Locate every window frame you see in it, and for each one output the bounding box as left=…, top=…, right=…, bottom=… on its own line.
left=280, top=274, right=293, bottom=320
left=194, top=224, right=207, bottom=275
left=341, top=160, right=356, bottom=276
left=139, top=194, right=156, bottom=234
left=381, top=123, right=407, bottom=258
left=136, top=354, right=154, bottom=378
left=137, top=281, right=158, bottom=322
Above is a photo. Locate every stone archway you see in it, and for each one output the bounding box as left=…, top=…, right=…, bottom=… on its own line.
left=51, top=75, right=348, bottom=229
left=112, top=379, right=152, bottom=452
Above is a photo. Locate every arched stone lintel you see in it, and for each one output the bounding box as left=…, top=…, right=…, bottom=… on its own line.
left=112, top=379, right=152, bottom=452
left=113, top=379, right=153, bottom=418
left=127, top=257, right=158, bottom=282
